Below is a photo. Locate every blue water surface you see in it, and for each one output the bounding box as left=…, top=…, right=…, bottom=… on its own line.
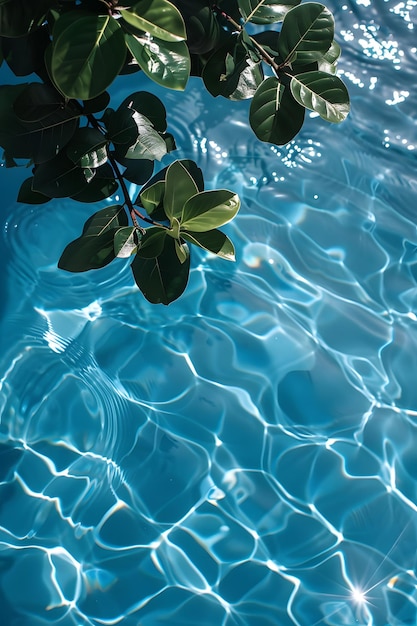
left=1, top=1, right=417, bottom=624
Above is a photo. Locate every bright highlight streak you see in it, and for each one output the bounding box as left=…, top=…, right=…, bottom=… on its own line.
left=351, top=586, right=367, bottom=605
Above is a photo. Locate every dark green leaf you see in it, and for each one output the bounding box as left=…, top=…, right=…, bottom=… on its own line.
left=17, top=177, right=51, bottom=205
left=278, top=2, right=334, bottom=65
left=238, top=0, right=301, bottom=24
left=13, top=83, right=63, bottom=122
left=181, top=189, right=240, bottom=232
left=136, top=227, right=167, bottom=258
left=162, top=132, right=177, bottom=153
left=131, top=235, right=190, bottom=304
left=32, top=152, right=90, bottom=198
left=2, top=153, right=16, bottom=168
left=114, top=226, right=138, bottom=258
left=106, top=102, right=167, bottom=161
left=58, top=203, right=127, bottom=271
left=105, top=106, right=140, bottom=146
left=174, top=1, right=221, bottom=54
left=66, top=127, right=108, bottom=168
left=0, top=0, right=53, bottom=37
left=164, top=160, right=199, bottom=220
left=202, top=36, right=242, bottom=98
left=238, top=29, right=262, bottom=63
left=290, top=70, right=350, bottom=122
left=2, top=26, right=50, bottom=76
left=50, top=6, right=81, bottom=42
left=82, top=205, right=128, bottom=236
left=181, top=229, right=235, bottom=260
left=249, top=76, right=305, bottom=145
left=252, top=30, right=280, bottom=56
left=118, top=91, right=167, bottom=133
left=58, top=230, right=118, bottom=272
left=120, top=0, right=186, bottom=43
left=51, top=14, right=126, bottom=100
left=0, top=84, right=79, bottom=163
left=82, top=92, right=111, bottom=114
left=70, top=163, right=118, bottom=202
left=119, top=158, right=154, bottom=185
left=125, top=32, right=190, bottom=91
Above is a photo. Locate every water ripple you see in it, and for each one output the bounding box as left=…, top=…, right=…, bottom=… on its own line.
left=1, top=1, right=417, bottom=624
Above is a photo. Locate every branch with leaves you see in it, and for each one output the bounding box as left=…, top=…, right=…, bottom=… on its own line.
left=0, top=0, right=350, bottom=304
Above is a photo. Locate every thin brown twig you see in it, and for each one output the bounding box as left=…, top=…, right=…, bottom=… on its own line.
left=211, top=4, right=281, bottom=74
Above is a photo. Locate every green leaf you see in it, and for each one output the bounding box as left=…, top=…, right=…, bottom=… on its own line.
left=252, top=30, right=281, bottom=56
left=136, top=227, right=167, bottom=258
left=70, top=163, right=118, bottom=202
left=66, top=127, right=108, bottom=168
left=164, top=160, right=199, bottom=221
left=0, top=0, right=53, bottom=37
left=181, top=229, right=235, bottom=261
left=249, top=76, right=305, bottom=145
left=107, top=102, right=167, bottom=161
left=2, top=26, right=50, bottom=77
left=125, top=33, right=190, bottom=91
left=82, top=205, right=128, bottom=236
left=32, top=152, right=91, bottom=198
left=58, top=230, right=118, bottom=272
left=131, top=235, right=190, bottom=304
left=137, top=159, right=204, bottom=219
left=118, top=91, right=167, bottom=133
left=17, top=177, right=51, bottom=205
left=162, top=132, right=177, bottom=153
left=82, top=92, right=111, bottom=114
left=175, top=240, right=189, bottom=264
left=238, top=0, right=301, bottom=24
left=203, top=36, right=264, bottom=100
left=118, top=158, right=154, bottom=185
left=120, top=0, right=186, bottom=43
left=290, top=70, right=350, bottom=123
left=177, top=1, right=221, bottom=54
left=51, top=13, right=127, bottom=100
left=317, top=40, right=341, bottom=74
left=124, top=123, right=167, bottom=161
left=114, top=226, right=138, bottom=258
left=278, top=2, right=334, bottom=65
left=58, top=205, right=127, bottom=271
left=105, top=106, right=140, bottom=146
left=169, top=217, right=181, bottom=240
left=13, top=83, right=63, bottom=122
left=140, top=180, right=165, bottom=215
left=181, top=190, right=240, bottom=232
left=323, top=39, right=341, bottom=64
left=0, top=84, right=79, bottom=163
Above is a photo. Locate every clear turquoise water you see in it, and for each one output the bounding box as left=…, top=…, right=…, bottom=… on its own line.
left=1, top=2, right=417, bottom=624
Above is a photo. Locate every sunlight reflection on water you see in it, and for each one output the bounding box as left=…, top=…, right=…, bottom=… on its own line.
left=1, top=1, right=417, bottom=625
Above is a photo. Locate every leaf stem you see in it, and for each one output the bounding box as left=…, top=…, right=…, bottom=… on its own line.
left=86, top=112, right=162, bottom=234
left=211, top=4, right=281, bottom=74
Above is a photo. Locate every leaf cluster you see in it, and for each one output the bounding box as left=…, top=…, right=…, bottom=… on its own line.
left=0, top=0, right=349, bottom=303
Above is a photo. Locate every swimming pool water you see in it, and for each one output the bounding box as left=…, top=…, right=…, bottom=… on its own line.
left=1, top=1, right=417, bottom=624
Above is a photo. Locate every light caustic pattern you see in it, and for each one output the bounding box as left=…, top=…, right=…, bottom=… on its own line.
left=1, top=1, right=417, bottom=625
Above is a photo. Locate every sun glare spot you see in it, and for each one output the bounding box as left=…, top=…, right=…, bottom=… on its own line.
left=351, top=586, right=367, bottom=605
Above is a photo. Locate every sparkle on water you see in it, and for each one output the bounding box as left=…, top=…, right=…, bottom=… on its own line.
left=1, top=1, right=417, bottom=625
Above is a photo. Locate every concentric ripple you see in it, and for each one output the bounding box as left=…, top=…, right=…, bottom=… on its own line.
left=1, top=1, right=417, bottom=625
